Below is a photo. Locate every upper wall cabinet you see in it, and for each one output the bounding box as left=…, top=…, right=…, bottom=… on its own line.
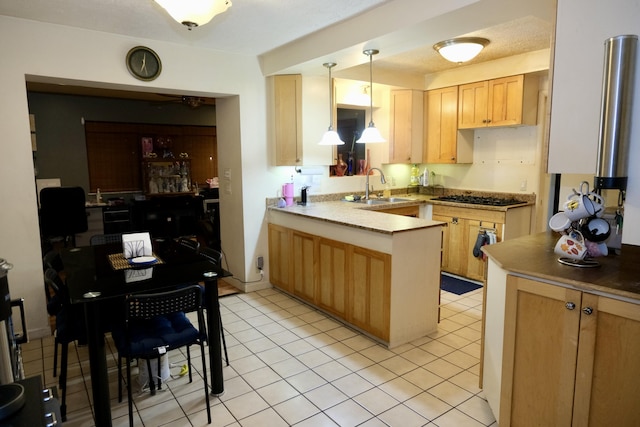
left=458, top=74, right=539, bottom=129
left=273, top=74, right=302, bottom=166
left=424, top=86, right=473, bottom=164
left=389, top=90, right=423, bottom=164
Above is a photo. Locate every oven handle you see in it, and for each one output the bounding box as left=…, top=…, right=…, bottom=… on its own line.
left=10, top=298, right=27, bottom=344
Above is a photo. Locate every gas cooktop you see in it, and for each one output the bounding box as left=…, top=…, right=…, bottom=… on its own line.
left=431, top=195, right=525, bottom=206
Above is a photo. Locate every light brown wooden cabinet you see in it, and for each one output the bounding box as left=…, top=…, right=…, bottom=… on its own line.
left=292, top=230, right=316, bottom=303
left=433, top=205, right=528, bottom=281
left=458, top=74, right=539, bottom=129
left=349, top=246, right=391, bottom=341
left=389, top=90, right=423, bottom=164
left=267, top=223, right=391, bottom=341
left=267, top=223, right=292, bottom=292
left=317, top=238, right=348, bottom=318
left=500, top=275, right=640, bottom=427
left=424, top=86, right=473, bottom=164
left=273, top=74, right=302, bottom=166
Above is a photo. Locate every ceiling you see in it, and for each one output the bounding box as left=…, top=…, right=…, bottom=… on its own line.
left=3, top=0, right=555, bottom=101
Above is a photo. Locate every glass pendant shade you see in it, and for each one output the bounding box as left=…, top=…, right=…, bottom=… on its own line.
left=357, top=125, right=386, bottom=144
left=356, top=49, right=385, bottom=144
left=433, top=37, right=489, bottom=63
left=318, top=62, right=345, bottom=145
left=154, top=0, right=232, bottom=28
left=318, top=130, right=345, bottom=146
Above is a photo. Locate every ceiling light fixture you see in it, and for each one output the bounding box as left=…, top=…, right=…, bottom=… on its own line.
left=356, top=49, right=385, bottom=144
left=318, top=62, right=345, bottom=146
left=433, top=37, right=490, bottom=63
left=154, top=0, right=232, bottom=30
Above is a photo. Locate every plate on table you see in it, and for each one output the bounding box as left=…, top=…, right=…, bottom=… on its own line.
left=128, top=256, right=158, bottom=266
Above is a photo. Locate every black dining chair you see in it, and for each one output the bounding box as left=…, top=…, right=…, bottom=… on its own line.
left=43, top=268, right=86, bottom=422
left=177, top=236, right=200, bottom=253
left=112, top=285, right=211, bottom=426
left=199, top=247, right=229, bottom=366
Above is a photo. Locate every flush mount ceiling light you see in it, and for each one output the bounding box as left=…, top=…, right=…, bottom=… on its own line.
left=356, top=49, right=385, bottom=144
left=433, top=37, right=490, bottom=63
left=318, top=62, right=345, bottom=146
left=154, top=0, right=232, bottom=30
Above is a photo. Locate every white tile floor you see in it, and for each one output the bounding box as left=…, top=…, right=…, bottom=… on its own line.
left=22, top=286, right=497, bottom=426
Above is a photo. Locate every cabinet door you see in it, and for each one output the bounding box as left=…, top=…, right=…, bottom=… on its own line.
left=317, top=238, right=348, bottom=317
left=458, top=81, right=488, bottom=129
left=425, top=86, right=459, bottom=163
left=500, top=276, right=581, bottom=427
left=487, top=75, right=524, bottom=127
left=348, top=246, right=390, bottom=341
left=389, top=90, right=423, bottom=164
left=268, top=224, right=292, bottom=292
left=573, top=294, right=640, bottom=427
left=292, top=230, right=317, bottom=303
left=274, top=75, right=302, bottom=166
left=432, top=214, right=465, bottom=276
left=465, top=220, right=504, bottom=282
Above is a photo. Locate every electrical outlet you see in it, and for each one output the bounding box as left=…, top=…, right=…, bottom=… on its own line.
left=256, top=256, right=264, bottom=270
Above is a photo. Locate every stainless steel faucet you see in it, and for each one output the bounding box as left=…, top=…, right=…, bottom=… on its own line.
left=365, top=167, right=386, bottom=199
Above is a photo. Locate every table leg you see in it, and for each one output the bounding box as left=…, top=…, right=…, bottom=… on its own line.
left=204, top=278, right=224, bottom=395
left=84, top=302, right=112, bottom=427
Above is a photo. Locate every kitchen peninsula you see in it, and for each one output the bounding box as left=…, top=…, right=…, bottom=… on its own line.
left=267, top=199, right=444, bottom=348
left=481, top=232, right=640, bottom=426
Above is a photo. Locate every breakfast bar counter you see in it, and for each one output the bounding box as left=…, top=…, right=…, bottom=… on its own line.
left=267, top=201, right=444, bottom=348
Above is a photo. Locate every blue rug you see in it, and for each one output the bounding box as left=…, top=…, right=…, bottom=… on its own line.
left=440, top=274, right=482, bottom=295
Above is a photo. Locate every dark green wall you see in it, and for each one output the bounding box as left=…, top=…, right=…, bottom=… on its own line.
left=28, top=92, right=216, bottom=197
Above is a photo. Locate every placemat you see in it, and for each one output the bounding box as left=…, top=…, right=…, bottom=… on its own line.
left=108, top=253, right=164, bottom=271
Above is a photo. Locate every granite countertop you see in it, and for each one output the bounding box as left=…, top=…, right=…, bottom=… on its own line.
left=482, top=231, right=640, bottom=301
left=268, top=198, right=444, bottom=234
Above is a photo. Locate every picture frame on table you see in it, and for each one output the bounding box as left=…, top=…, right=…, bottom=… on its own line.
left=141, top=137, right=153, bottom=157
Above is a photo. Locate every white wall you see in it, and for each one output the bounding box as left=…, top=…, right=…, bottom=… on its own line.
left=0, top=16, right=269, bottom=338
left=549, top=0, right=640, bottom=245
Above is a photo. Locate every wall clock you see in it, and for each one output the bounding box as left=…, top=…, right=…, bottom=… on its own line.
left=126, top=46, right=162, bottom=81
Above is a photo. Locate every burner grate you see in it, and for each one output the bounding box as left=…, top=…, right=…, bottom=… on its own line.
left=432, top=195, right=524, bottom=206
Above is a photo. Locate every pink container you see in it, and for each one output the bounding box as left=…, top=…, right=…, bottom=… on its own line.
left=282, top=183, right=294, bottom=206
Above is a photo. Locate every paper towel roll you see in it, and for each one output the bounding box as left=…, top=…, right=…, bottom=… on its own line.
left=296, top=167, right=325, bottom=176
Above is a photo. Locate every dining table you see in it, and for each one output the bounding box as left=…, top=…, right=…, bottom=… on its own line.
left=60, top=239, right=230, bottom=427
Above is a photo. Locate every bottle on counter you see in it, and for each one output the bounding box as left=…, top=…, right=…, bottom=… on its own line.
left=96, top=188, right=102, bottom=203
left=410, top=164, right=420, bottom=186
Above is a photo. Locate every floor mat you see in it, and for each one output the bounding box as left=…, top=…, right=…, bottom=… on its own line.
left=218, top=278, right=240, bottom=297
left=440, top=274, right=482, bottom=295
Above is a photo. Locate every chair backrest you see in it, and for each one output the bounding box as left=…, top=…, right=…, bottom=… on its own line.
left=177, top=237, right=200, bottom=253
left=43, top=267, right=66, bottom=316
left=125, top=285, right=202, bottom=321
left=90, top=233, right=123, bottom=246
left=43, top=250, right=64, bottom=272
left=39, top=186, right=88, bottom=237
left=199, top=247, right=222, bottom=267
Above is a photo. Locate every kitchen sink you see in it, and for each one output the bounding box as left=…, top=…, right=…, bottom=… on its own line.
left=352, top=197, right=413, bottom=205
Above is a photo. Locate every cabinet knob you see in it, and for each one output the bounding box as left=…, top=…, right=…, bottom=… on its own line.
left=482, top=119, right=487, bottom=123
left=582, top=306, right=594, bottom=315
left=565, top=302, right=576, bottom=310
left=451, top=157, right=455, bottom=161
left=452, top=217, right=459, bottom=225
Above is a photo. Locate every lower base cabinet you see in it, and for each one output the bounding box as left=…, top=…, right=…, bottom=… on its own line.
left=500, top=275, right=640, bottom=426
left=268, top=224, right=391, bottom=341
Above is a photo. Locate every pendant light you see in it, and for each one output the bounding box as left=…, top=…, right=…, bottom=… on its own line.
left=357, top=49, right=385, bottom=144
left=318, top=62, right=345, bottom=145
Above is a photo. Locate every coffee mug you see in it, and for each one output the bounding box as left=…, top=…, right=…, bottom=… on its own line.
left=587, top=192, right=605, bottom=217
left=549, top=212, right=572, bottom=233
left=554, top=230, right=587, bottom=260
left=585, top=240, right=608, bottom=258
left=580, top=217, right=611, bottom=242
left=563, top=193, right=596, bottom=221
